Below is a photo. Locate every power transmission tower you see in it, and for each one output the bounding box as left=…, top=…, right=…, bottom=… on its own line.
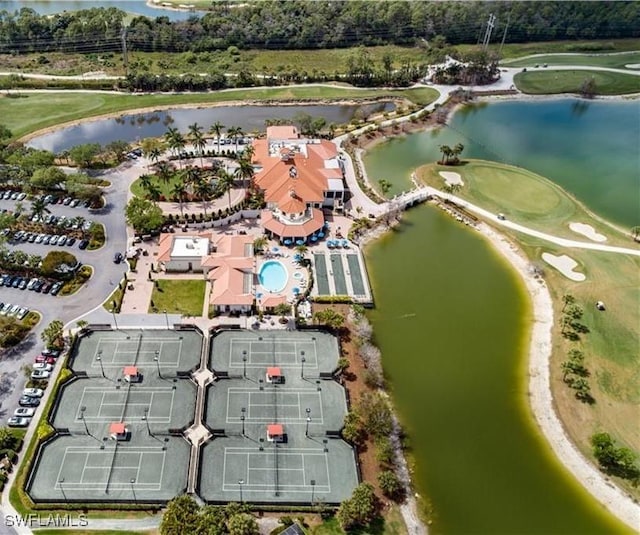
left=121, top=26, right=128, bottom=76
left=481, top=13, right=496, bottom=51
left=499, top=11, right=511, bottom=58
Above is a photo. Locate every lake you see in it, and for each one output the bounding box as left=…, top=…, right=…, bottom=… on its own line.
left=1, top=0, right=197, bottom=20
left=27, top=102, right=394, bottom=153
left=364, top=99, right=640, bottom=228
left=365, top=207, right=630, bottom=534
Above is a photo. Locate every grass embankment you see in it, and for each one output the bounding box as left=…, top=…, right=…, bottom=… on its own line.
left=418, top=159, right=639, bottom=498
left=417, top=159, right=635, bottom=245
left=514, top=69, right=640, bottom=95
left=1, top=87, right=438, bottom=141
left=478, top=38, right=640, bottom=60
left=503, top=51, right=640, bottom=69
left=149, top=279, right=205, bottom=316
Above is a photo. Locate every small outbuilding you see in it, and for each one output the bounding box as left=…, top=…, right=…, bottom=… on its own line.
left=109, top=422, right=129, bottom=441
left=123, top=366, right=141, bottom=383
left=266, top=367, right=283, bottom=384
left=267, top=424, right=285, bottom=442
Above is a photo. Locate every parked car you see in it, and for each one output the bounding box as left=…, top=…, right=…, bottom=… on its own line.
left=8, top=304, right=20, bottom=316
left=41, top=282, right=52, bottom=294
left=113, top=252, right=123, bottom=264
left=7, top=416, right=30, bottom=427
left=27, top=278, right=39, bottom=290
left=17, top=307, right=29, bottom=320
left=70, top=199, right=81, bottom=207
left=58, top=235, right=67, bottom=246
left=31, top=369, right=50, bottom=380
left=42, top=235, right=51, bottom=245
left=33, top=363, right=53, bottom=372
left=13, top=407, right=35, bottom=418
left=50, top=235, right=59, bottom=245
left=22, top=388, right=44, bottom=397
left=42, top=348, right=61, bottom=358
left=63, top=197, right=72, bottom=205
left=35, top=355, right=56, bottom=365
left=66, top=237, right=76, bottom=247
left=19, top=396, right=40, bottom=407
left=18, top=279, right=28, bottom=290
left=0, top=302, right=12, bottom=315
left=50, top=282, right=63, bottom=296
left=78, top=239, right=89, bottom=250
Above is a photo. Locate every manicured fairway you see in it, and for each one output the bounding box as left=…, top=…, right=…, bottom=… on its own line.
left=0, top=86, right=438, bottom=140
left=514, top=69, right=640, bottom=94
left=504, top=51, right=640, bottom=69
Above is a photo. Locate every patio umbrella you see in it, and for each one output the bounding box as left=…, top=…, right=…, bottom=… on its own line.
left=311, top=236, right=318, bottom=242
left=296, top=239, right=305, bottom=246
left=318, top=232, right=325, bottom=238
left=284, top=239, right=292, bottom=245
left=293, top=287, right=300, bottom=294
left=272, top=246, right=280, bottom=252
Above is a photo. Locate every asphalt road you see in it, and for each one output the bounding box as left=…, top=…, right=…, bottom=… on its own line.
left=0, top=160, right=140, bottom=433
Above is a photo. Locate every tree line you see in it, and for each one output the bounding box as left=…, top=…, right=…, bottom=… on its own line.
left=1, top=2, right=638, bottom=55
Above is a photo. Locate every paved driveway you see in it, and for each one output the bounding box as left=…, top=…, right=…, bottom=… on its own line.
left=0, top=161, right=142, bottom=431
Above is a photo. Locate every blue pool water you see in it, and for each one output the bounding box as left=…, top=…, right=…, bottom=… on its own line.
left=259, top=261, right=288, bottom=293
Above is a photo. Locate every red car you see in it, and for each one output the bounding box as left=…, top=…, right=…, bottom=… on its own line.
left=35, top=355, right=56, bottom=365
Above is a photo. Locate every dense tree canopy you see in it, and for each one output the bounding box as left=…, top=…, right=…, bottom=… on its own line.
left=0, top=2, right=637, bottom=55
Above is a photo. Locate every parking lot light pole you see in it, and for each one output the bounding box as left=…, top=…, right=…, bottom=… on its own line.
left=238, top=479, right=244, bottom=503
left=241, top=407, right=246, bottom=436
left=130, top=478, right=137, bottom=503
left=311, top=479, right=316, bottom=505
left=163, top=309, right=169, bottom=330
left=242, top=350, right=247, bottom=378
left=96, top=352, right=105, bottom=379
left=111, top=308, right=119, bottom=330
left=143, top=407, right=151, bottom=436
left=300, top=352, right=306, bottom=379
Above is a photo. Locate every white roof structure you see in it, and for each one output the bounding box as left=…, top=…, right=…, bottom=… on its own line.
left=171, top=236, right=210, bottom=258
left=327, top=178, right=345, bottom=191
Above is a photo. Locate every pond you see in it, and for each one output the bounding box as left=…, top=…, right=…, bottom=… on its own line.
left=27, top=102, right=394, bottom=153
left=364, top=99, right=640, bottom=228
left=2, top=1, right=198, bottom=20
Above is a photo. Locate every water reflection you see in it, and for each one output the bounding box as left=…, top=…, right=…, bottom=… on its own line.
left=1, top=1, right=198, bottom=21
left=28, top=102, right=394, bottom=153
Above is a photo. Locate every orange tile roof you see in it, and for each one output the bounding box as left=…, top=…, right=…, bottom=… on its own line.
left=267, top=367, right=282, bottom=377
left=267, top=424, right=284, bottom=436
left=123, top=366, right=138, bottom=376
left=260, top=294, right=287, bottom=308
left=261, top=209, right=324, bottom=238
left=278, top=191, right=307, bottom=214
left=110, top=422, right=126, bottom=434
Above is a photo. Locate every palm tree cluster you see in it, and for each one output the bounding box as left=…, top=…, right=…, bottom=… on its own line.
left=438, top=143, right=465, bottom=165
left=137, top=121, right=258, bottom=221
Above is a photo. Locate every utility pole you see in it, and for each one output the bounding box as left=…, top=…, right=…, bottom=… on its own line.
left=121, top=25, right=128, bottom=76
left=481, top=13, right=496, bottom=51
left=499, top=11, right=511, bottom=58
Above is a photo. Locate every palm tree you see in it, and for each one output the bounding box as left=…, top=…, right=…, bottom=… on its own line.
left=154, top=161, right=174, bottom=188
left=242, top=143, right=255, bottom=162
left=149, top=146, right=162, bottom=167
left=171, top=181, right=188, bottom=218
left=30, top=197, right=50, bottom=221
left=452, top=142, right=465, bottom=164
left=234, top=157, right=255, bottom=189
left=189, top=124, right=206, bottom=168
left=439, top=144, right=452, bottom=165
left=216, top=168, right=235, bottom=210
left=253, top=236, right=268, bottom=254
left=227, top=126, right=243, bottom=153
left=295, top=244, right=308, bottom=260
left=209, top=120, right=225, bottom=154
left=139, top=174, right=154, bottom=194
left=193, top=179, right=212, bottom=218
left=378, top=179, right=392, bottom=197
left=145, top=183, right=162, bottom=202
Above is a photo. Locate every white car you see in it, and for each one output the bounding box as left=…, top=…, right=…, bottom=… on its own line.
left=33, top=363, right=53, bottom=372
left=22, top=388, right=44, bottom=398
left=31, top=370, right=51, bottom=380
left=13, top=407, right=35, bottom=418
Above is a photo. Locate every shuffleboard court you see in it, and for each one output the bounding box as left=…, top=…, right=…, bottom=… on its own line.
left=226, top=388, right=324, bottom=424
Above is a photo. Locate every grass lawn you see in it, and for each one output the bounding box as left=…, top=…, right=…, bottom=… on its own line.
left=1, top=87, right=438, bottom=141
left=130, top=172, right=186, bottom=200
left=502, top=231, right=640, bottom=499
left=513, top=69, right=640, bottom=95
left=474, top=38, right=640, bottom=60
left=310, top=507, right=407, bottom=535
left=149, top=279, right=205, bottom=316
left=419, top=157, right=640, bottom=497
left=416, top=159, right=635, bottom=246
left=503, top=51, right=640, bottom=69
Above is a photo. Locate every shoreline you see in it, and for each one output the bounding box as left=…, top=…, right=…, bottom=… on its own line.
left=473, top=221, right=640, bottom=530
left=17, top=96, right=399, bottom=146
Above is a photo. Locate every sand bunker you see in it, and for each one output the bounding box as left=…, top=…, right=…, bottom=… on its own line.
left=569, top=222, right=607, bottom=242
left=542, top=253, right=586, bottom=281
left=439, top=171, right=464, bottom=187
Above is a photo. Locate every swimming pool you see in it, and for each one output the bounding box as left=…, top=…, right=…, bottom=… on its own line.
left=259, top=261, right=288, bottom=293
